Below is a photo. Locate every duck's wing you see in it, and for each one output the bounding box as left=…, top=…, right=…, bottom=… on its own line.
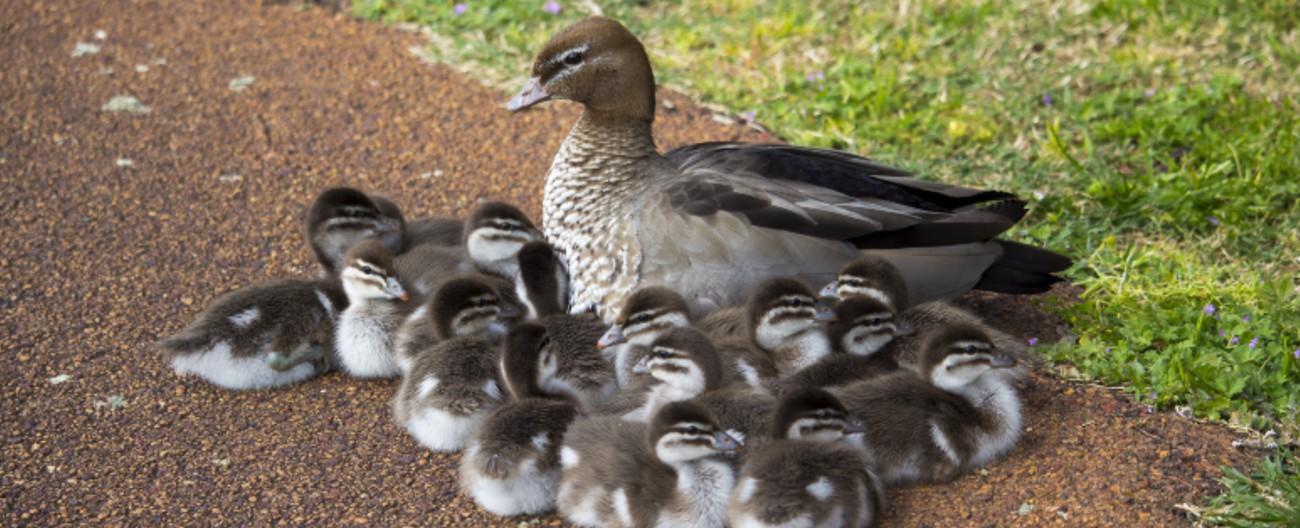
left=661, top=143, right=1024, bottom=247
left=666, top=142, right=1016, bottom=211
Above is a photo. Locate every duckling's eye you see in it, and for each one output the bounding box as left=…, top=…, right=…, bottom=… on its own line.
left=653, top=349, right=673, bottom=359
left=359, top=265, right=378, bottom=275
left=685, top=425, right=699, bottom=435
left=629, top=313, right=651, bottom=325
left=562, top=50, right=584, bottom=66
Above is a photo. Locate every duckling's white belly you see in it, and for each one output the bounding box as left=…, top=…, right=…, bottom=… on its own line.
left=335, top=309, right=401, bottom=378
left=460, top=450, right=558, bottom=516
left=403, top=406, right=488, bottom=453
left=170, top=341, right=317, bottom=390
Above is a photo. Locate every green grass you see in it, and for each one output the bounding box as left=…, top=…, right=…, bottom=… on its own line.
left=1205, top=447, right=1300, bottom=527
left=353, top=0, right=1299, bottom=521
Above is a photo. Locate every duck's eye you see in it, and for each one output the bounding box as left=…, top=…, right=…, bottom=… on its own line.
left=686, top=425, right=699, bottom=435
left=629, top=313, right=651, bottom=325
left=653, top=349, right=673, bottom=359
left=360, top=265, right=377, bottom=275
left=562, top=51, right=584, bottom=66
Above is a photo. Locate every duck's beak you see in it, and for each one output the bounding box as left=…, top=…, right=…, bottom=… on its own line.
left=818, top=281, right=838, bottom=299
left=507, top=76, right=551, bottom=112
left=713, top=431, right=741, bottom=453
left=385, top=278, right=409, bottom=302
left=597, top=325, right=626, bottom=349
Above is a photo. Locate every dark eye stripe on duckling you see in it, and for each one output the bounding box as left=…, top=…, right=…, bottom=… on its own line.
left=950, top=340, right=993, bottom=352
left=766, top=308, right=816, bottom=325
left=852, top=313, right=894, bottom=326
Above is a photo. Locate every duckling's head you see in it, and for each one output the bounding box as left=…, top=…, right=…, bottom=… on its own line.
left=340, top=239, right=408, bottom=303
left=921, top=323, right=1017, bottom=392
left=305, top=187, right=402, bottom=273
left=508, top=17, right=656, bottom=123
left=464, top=201, right=540, bottom=275
left=770, top=387, right=865, bottom=443
left=826, top=296, right=901, bottom=358
left=498, top=322, right=550, bottom=401
left=649, top=400, right=740, bottom=464
left=748, top=278, right=822, bottom=352
left=819, top=256, right=910, bottom=311
left=515, top=241, right=569, bottom=319
left=636, top=327, right=722, bottom=396
left=431, top=274, right=524, bottom=341
left=598, top=286, right=692, bottom=349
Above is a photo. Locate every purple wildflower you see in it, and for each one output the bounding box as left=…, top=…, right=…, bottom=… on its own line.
left=1144, top=404, right=1155, bottom=414
left=1203, top=303, right=1216, bottom=316
left=1208, top=216, right=1221, bottom=227
left=543, top=1, right=561, bottom=14
left=741, top=110, right=757, bottom=123
left=1042, top=93, right=1053, bottom=106
left=1242, top=315, right=1250, bottom=323
left=453, top=3, right=468, bottom=15
left=1248, top=337, right=1259, bottom=349
left=1293, top=349, right=1299, bottom=360
left=1230, top=336, right=1240, bottom=346
left=1147, top=391, right=1157, bottom=401
left=805, top=71, right=825, bottom=83
left=1218, top=329, right=1226, bottom=337
left=1027, top=337, right=1039, bottom=347
left=1144, top=88, right=1157, bottom=98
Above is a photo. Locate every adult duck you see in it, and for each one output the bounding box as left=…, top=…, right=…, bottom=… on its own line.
left=508, top=17, right=1070, bottom=321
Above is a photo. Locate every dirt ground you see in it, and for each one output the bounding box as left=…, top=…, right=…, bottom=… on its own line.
left=0, top=0, right=1255, bottom=525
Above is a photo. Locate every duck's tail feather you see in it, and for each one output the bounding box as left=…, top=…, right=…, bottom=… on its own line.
left=974, top=240, right=1072, bottom=294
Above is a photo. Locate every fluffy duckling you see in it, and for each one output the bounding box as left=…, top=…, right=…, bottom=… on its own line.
left=821, top=255, right=1026, bottom=374
left=160, top=278, right=346, bottom=390
left=834, top=323, right=1023, bottom=485
left=461, top=323, right=580, bottom=516
left=393, top=276, right=522, bottom=452
left=369, top=194, right=464, bottom=249
left=334, top=240, right=412, bottom=379
left=721, top=277, right=832, bottom=384
left=515, top=242, right=616, bottom=408
left=394, top=200, right=540, bottom=296
left=728, top=388, right=882, bottom=528
left=304, top=187, right=403, bottom=276
left=596, top=286, right=694, bottom=388
left=597, top=327, right=724, bottom=422
left=393, top=273, right=521, bottom=374
left=773, top=296, right=903, bottom=394
left=556, top=400, right=741, bottom=528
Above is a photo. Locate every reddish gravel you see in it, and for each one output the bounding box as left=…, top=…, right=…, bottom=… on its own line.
left=0, top=0, right=1254, bottom=525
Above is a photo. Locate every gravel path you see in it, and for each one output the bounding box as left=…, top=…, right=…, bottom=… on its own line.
left=1, top=0, right=1253, bottom=525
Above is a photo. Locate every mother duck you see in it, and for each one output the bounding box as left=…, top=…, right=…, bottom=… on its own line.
left=508, top=17, right=1070, bottom=322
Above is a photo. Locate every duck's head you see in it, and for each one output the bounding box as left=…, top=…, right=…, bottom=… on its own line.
left=826, top=296, right=903, bottom=358
left=819, top=256, right=910, bottom=311
left=633, top=327, right=722, bottom=397
left=649, top=400, right=740, bottom=464
left=340, top=239, right=408, bottom=303
left=921, top=323, right=1017, bottom=392
left=508, top=16, right=655, bottom=123
left=770, top=387, right=865, bottom=443
left=464, top=201, right=540, bottom=275
left=598, top=286, right=692, bottom=349
left=430, top=274, right=524, bottom=341
left=515, top=241, right=569, bottom=319
left=306, top=187, right=403, bottom=274
left=748, top=278, right=823, bottom=353
left=498, top=322, right=550, bottom=401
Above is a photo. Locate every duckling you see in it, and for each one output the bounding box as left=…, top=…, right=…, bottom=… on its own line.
left=304, top=187, right=403, bottom=275
left=596, top=286, right=694, bottom=388
left=821, top=255, right=1025, bottom=374
left=833, top=323, right=1023, bottom=485
left=393, top=272, right=521, bottom=374
left=556, top=400, right=741, bottom=528
left=160, top=278, right=346, bottom=390
left=515, top=241, right=616, bottom=408
left=393, top=200, right=541, bottom=296
left=334, top=239, right=412, bottom=379
left=773, top=296, right=903, bottom=394
left=597, top=327, right=724, bottom=422
left=728, top=387, right=883, bottom=528
left=721, top=277, right=832, bottom=384
left=460, top=323, right=580, bottom=516
left=393, top=275, right=522, bottom=452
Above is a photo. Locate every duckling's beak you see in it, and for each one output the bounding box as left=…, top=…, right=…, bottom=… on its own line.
left=842, top=420, right=867, bottom=435
left=895, top=318, right=917, bottom=336
left=818, top=281, right=838, bottom=299
left=989, top=355, right=1017, bottom=368
left=713, top=431, right=741, bottom=453
left=597, top=325, right=626, bottom=349
left=631, top=355, right=650, bottom=375
left=385, top=278, right=409, bottom=301
left=814, top=303, right=836, bottom=322
left=507, top=76, right=551, bottom=112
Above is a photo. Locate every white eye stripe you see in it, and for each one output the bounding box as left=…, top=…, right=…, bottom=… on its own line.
left=549, top=44, right=590, bottom=67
